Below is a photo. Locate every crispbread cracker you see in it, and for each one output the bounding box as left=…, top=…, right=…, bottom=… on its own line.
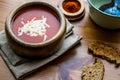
left=88, top=41, right=120, bottom=65
left=81, top=58, right=104, bottom=80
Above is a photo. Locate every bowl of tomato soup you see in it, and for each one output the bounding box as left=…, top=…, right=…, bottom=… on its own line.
left=5, top=0, right=66, bottom=58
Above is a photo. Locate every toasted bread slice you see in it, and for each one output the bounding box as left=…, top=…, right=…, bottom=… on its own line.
left=88, top=41, right=120, bottom=65
left=81, top=58, right=104, bottom=80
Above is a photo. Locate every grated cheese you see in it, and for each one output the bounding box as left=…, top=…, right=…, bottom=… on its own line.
left=18, top=16, right=50, bottom=41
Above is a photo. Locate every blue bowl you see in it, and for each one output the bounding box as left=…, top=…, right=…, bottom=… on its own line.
left=88, top=0, right=120, bottom=29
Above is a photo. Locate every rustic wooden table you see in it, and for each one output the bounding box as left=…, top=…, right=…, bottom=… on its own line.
left=0, top=0, right=120, bottom=80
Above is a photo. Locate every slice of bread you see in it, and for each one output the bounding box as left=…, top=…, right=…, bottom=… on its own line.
left=88, top=41, right=120, bottom=65
left=81, top=58, right=104, bottom=80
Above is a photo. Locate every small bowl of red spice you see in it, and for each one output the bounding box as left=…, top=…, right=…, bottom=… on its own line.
left=59, top=0, right=85, bottom=20
left=5, top=0, right=66, bottom=58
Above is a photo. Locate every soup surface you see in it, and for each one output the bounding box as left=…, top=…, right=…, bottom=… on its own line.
left=12, top=5, right=60, bottom=43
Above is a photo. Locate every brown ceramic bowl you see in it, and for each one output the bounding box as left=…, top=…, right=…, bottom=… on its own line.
left=5, top=0, right=66, bottom=59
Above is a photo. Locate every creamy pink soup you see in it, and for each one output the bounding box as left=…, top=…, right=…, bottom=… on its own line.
left=12, top=5, right=60, bottom=43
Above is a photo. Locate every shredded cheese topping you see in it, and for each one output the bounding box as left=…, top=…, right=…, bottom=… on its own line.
left=18, top=16, right=50, bottom=41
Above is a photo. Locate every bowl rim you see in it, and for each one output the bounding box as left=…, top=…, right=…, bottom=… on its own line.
left=87, top=0, right=120, bottom=18
left=5, top=0, right=66, bottom=47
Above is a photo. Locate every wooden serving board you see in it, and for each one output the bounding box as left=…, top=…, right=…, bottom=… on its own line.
left=0, top=0, right=120, bottom=80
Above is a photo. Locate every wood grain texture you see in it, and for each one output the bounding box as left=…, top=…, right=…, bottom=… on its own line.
left=0, top=0, right=120, bottom=80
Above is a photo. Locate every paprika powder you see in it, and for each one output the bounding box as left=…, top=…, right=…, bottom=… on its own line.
left=59, top=0, right=85, bottom=20
left=63, top=0, right=81, bottom=13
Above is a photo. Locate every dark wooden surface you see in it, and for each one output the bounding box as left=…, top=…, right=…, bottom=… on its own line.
left=0, top=0, right=120, bottom=80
